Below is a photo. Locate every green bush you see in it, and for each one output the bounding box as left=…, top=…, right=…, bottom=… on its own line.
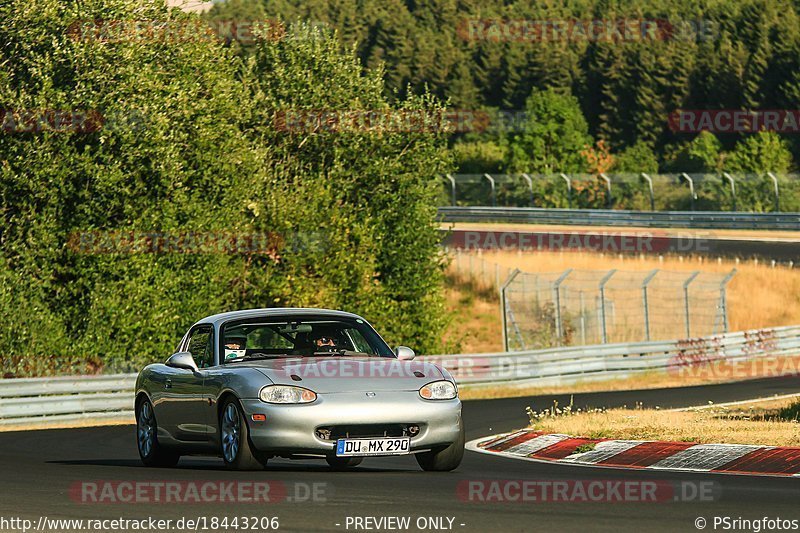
left=0, top=1, right=452, bottom=375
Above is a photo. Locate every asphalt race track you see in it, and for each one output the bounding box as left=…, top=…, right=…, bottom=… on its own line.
left=1, top=376, right=800, bottom=532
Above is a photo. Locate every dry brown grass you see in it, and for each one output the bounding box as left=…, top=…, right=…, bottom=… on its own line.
left=445, top=222, right=800, bottom=241
left=0, top=416, right=134, bottom=433
left=442, top=276, right=502, bottom=354
left=530, top=397, right=800, bottom=446
left=478, top=250, right=800, bottom=332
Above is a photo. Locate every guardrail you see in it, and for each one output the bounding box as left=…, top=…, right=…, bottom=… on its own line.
left=1, top=325, right=798, bottom=427
left=438, top=206, right=800, bottom=230
left=422, top=325, right=800, bottom=390
left=0, top=374, right=135, bottom=427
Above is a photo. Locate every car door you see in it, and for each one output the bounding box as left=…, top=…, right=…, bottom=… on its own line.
left=158, top=325, right=214, bottom=442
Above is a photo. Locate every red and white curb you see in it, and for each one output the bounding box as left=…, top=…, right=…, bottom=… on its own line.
left=467, top=430, right=800, bottom=477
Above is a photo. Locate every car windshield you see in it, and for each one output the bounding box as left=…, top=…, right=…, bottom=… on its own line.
left=220, top=316, right=395, bottom=362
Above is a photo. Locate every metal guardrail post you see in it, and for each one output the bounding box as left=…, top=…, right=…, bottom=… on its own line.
left=559, top=173, right=572, bottom=208
left=483, top=173, right=497, bottom=207
left=521, top=173, right=535, bottom=206
left=641, top=269, right=659, bottom=341
left=500, top=269, right=522, bottom=352
left=681, top=173, right=696, bottom=211
left=600, top=173, right=612, bottom=208
left=767, top=172, right=780, bottom=212
left=598, top=269, right=617, bottom=343
left=722, top=173, right=737, bottom=211
left=683, top=271, right=700, bottom=337
left=720, top=268, right=737, bottom=332
left=641, top=173, right=655, bottom=211
left=552, top=268, right=573, bottom=344
left=445, top=174, right=457, bottom=206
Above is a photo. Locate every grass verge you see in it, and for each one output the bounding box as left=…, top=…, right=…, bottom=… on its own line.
left=527, top=396, right=800, bottom=447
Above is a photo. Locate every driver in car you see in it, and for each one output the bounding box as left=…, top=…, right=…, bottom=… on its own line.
left=312, top=330, right=339, bottom=353
left=224, top=338, right=247, bottom=361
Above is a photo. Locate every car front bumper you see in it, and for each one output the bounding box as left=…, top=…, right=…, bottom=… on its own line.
left=240, top=391, right=462, bottom=456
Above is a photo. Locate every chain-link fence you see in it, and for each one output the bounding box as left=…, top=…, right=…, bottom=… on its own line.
left=440, top=172, right=800, bottom=212
left=449, top=251, right=736, bottom=350
left=501, top=268, right=736, bottom=350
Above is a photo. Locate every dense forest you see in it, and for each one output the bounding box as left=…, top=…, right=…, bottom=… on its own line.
left=208, top=0, right=800, bottom=175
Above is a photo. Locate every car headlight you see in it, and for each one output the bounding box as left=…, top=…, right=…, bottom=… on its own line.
left=259, top=385, right=317, bottom=404
left=419, top=380, right=457, bottom=400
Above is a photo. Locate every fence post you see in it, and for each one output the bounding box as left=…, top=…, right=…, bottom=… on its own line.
left=521, top=173, right=535, bottom=206
left=599, top=269, right=617, bottom=343
left=579, top=291, right=586, bottom=345
left=600, top=173, right=612, bottom=208
left=722, top=173, right=737, bottom=211
left=560, top=173, right=572, bottom=208
left=720, top=268, right=737, bottom=332
left=767, top=172, right=780, bottom=212
left=483, top=173, right=497, bottom=207
left=445, top=174, right=457, bottom=206
left=500, top=269, right=522, bottom=352
left=641, top=173, right=655, bottom=211
left=683, top=271, right=700, bottom=337
left=552, top=268, right=573, bottom=344
left=681, top=173, right=696, bottom=211
left=641, top=269, right=659, bottom=341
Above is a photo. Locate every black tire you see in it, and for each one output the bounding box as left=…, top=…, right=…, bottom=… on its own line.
left=136, top=398, right=180, bottom=467
left=219, top=398, right=267, bottom=471
left=415, top=423, right=465, bottom=472
left=326, top=456, right=363, bottom=470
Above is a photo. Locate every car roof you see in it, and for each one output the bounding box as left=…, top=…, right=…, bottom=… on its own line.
left=193, top=308, right=366, bottom=328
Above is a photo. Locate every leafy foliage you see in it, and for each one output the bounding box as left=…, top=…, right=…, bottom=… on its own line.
left=0, top=1, right=451, bottom=375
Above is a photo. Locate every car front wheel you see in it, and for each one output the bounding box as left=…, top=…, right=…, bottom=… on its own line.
left=220, top=398, right=267, bottom=471
left=415, top=423, right=465, bottom=472
left=136, top=398, right=180, bottom=467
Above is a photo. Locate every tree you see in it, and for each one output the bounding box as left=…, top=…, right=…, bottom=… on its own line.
left=241, top=22, right=453, bottom=352
left=612, top=141, right=659, bottom=174
left=0, top=2, right=453, bottom=374
left=724, top=131, right=793, bottom=173
left=671, top=131, right=724, bottom=172
left=505, top=88, right=592, bottom=173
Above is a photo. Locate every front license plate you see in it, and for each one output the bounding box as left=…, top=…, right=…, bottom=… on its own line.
left=336, top=437, right=411, bottom=457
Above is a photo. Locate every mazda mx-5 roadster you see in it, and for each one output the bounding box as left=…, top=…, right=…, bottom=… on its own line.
left=135, top=308, right=464, bottom=471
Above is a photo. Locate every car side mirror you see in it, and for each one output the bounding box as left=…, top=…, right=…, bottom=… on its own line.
left=395, top=346, right=415, bottom=361
left=166, top=352, right=199, bottom=372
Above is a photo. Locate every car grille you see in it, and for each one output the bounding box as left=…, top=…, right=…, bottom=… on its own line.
left=315, top=424, right=418, bottom=440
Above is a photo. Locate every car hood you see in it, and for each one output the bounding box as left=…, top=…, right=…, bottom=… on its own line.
left=246, top=356, right=444, bottom=393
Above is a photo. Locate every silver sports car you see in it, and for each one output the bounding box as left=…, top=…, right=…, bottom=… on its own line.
left=135, top=308, right=464, bottom=471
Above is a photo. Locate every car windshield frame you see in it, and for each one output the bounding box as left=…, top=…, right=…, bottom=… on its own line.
left=218, top=314, right=396, bottom=364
